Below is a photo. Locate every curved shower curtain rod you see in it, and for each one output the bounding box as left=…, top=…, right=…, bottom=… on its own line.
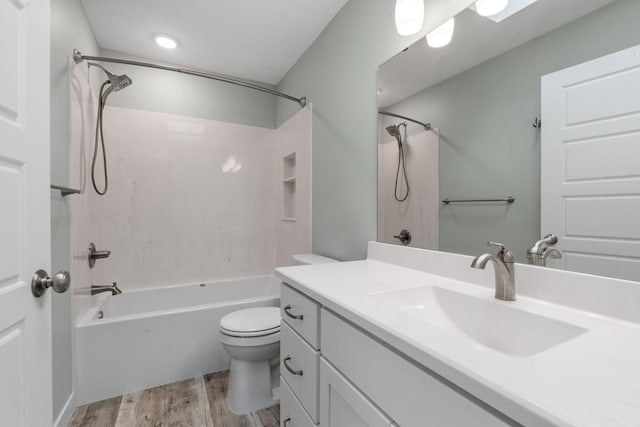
left=73, top=49, right=307, bottom=107
left=378, top=110, right=432, bottom=131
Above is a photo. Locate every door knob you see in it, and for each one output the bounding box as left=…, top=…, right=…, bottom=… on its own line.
left=31, top=270, right=71, bottom=297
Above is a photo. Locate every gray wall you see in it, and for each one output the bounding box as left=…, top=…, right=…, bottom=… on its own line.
left=385, top=0, right=640, bottom=262
left=98, top=49, right=277, bottom=129
left=276, top=0, right=475, bottom=260
left=50, top=0, right=100, bottom=421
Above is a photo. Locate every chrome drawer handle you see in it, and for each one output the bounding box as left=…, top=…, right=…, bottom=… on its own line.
left=284, top=305, right=304, bottom=320
left=283, top=356, right=303, bottom=376
left=284, top=417, right=291, bottom=426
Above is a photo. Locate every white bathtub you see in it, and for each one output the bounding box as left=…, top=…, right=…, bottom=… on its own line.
left=75, top=275, right=280, bottom=405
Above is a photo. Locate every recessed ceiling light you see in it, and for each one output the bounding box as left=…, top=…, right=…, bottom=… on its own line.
left=155, top=35, right=177, bottom=49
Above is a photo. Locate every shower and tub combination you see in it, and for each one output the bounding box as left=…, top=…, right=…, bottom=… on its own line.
left=69, top=50, right=315, bottom=411
left=75, top=275, right=280, bottom=405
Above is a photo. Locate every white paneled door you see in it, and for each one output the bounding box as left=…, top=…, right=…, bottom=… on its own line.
left=0, top=0, right=52, bottom=426
left=541, top=44, right=640, bottom=282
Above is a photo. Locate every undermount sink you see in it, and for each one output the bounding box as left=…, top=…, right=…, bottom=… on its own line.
left=369, top=286, right=587, bottom=357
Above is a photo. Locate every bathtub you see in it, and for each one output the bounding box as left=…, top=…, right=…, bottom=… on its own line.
left=75, top=275, right=280, bottom=405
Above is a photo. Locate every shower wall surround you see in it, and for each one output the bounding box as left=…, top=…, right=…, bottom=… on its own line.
left=272, top=110, right=312, bottom=268
left=69, top=64, right=311, bottom=314
left=69, top=64, right=99, bottom=321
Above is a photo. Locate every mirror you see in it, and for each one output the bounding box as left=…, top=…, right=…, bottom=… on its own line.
left=377, top=0, right=640, bottom=281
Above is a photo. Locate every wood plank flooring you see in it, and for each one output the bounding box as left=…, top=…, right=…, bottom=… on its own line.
left=69, top=371, right=279, bottom=427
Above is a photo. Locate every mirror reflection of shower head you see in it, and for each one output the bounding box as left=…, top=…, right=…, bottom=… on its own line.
left=385, top=123, right=410, bottom=202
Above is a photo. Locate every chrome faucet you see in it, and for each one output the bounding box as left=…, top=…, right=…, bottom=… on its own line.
left=471, top=242, right=515, bottom=301
left=91, top=282, right=122, bottom=296
left=527, top=234, right=562, bottom=266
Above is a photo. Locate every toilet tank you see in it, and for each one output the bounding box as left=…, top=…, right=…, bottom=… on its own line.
left=292, top=254, right=339, bottom=266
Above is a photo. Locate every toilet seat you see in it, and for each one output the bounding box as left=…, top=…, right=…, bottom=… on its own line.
left=219, top=329, right=280, bottom=347
left=219, top=307, right=280, bottom=338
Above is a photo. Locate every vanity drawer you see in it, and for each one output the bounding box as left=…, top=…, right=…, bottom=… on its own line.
left=281, top=283, right=321, bottom=349
left=280, top=377, right=316, bottom=427
left=321, top=309, right=517, bottom=427
left=281, top=320, right=320, bottom=423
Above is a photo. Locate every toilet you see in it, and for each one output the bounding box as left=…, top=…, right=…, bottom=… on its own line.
left=219, top=306, right=281, bottom=415
left=219, top=253, right=338, bottom=415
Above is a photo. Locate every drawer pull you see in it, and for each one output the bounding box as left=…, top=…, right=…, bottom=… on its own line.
left=283, top=356, right=303, bottom=376
left=284, top=304, right=304, bottom=320
left=283, top=417, right=291, bottom=426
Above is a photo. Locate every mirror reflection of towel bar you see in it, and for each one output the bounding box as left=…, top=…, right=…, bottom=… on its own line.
left=442, top=196, right=515, bottom=204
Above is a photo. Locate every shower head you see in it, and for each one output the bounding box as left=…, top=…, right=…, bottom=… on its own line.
left=89, top=62, right=132, bottom=93
left=109, top=73, right=132, bottom=91
left=386, top=124, right=404, bottom=148
left=385, top=125, right=401, bottom=137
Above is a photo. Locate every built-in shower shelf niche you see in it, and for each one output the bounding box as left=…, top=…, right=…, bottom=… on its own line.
left=283, top=152, right=296, bottom=180
left=282, top=152, right=297, bottom=221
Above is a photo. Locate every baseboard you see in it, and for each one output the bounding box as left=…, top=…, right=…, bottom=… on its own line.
left=53, top=392, right=75, bottom=427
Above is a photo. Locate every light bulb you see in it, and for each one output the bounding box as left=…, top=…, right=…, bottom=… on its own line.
left=475, top=0, right=509, bottom=17
left=426, top=17, right=455, bottom=48
left=395, top=0, right=424, bottom=36
left=155, top=35, right=177, bottom=49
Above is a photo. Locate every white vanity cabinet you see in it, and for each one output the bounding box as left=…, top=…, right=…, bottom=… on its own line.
left=280, top=283, right=398, bottom=427
left=281, top=321, right=320, bottom=422
left=280, top=284, right=322, bottom=426
left=280, top=282, right=519, bottom=427
left=320, top=358, right=395, bottom=427
left=281, top=379, right=316, bottom=427
left=321, top=309, right=517, bottom=427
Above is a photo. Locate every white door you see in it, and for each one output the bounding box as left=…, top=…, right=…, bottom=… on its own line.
left=0, top=0, right=53, bottom=426
left=541, top=44, right=640, bottom=282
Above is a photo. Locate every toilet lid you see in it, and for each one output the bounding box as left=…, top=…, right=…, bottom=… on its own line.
left=219, top=307, right=280, bottom=336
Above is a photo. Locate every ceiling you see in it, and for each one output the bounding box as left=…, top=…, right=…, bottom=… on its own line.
left=81, top=0, right=348, bottom=85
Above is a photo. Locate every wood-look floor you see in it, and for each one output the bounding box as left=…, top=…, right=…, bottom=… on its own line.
left=69, top=371, right=280, bottom=427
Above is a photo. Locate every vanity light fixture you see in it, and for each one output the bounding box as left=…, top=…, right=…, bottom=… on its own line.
left=474, top=0, right=509, bottom=17
left=395, top=0, right=424, bottom=36
left=155, top=35, right=177, bottom=49
left=426, top=17, right=455, bottom=48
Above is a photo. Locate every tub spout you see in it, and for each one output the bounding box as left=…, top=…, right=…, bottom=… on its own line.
left=91, top=282, right=122, bottom=295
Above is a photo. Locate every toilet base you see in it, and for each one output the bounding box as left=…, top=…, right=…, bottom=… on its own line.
left=226, top=358, right=279, bottom=415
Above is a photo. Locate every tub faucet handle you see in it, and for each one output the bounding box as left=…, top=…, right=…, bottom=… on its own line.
left=89, top=242, right=111, bottom=268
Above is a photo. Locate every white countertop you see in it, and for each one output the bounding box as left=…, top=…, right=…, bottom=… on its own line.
left=275, top=243, right=640, bottom=427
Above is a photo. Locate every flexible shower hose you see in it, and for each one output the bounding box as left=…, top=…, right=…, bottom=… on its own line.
left=91, top=81, right=110, bottom=195
left=394, top=126, right=409, bottom=202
